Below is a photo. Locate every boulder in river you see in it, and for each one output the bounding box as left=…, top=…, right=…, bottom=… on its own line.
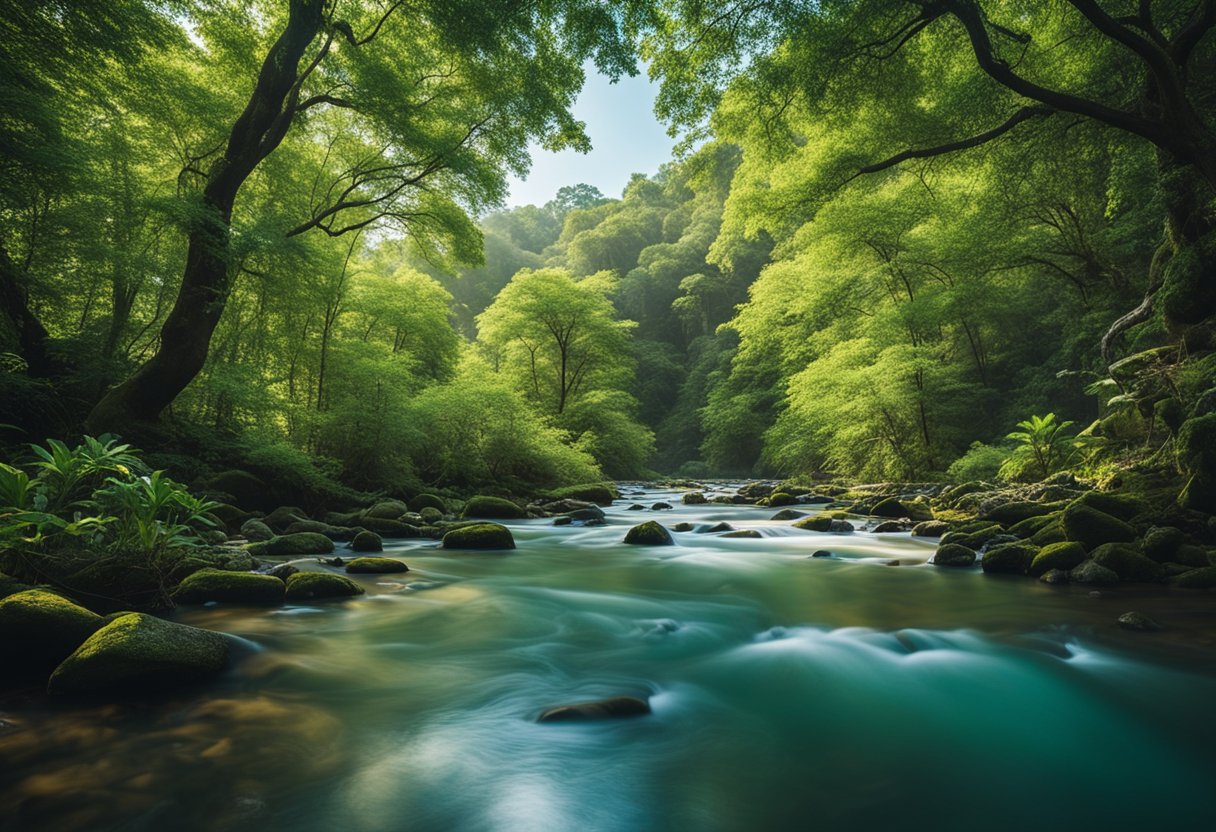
left=262, top=505, right=309, bottom=531
left=247, top=532, right=335, bottom=557
left=408, top=493, right=447, bottom=513
left=768, top=492, right=799, bottom=507
left=357, top=517, right=421, bottom=538
left=537, top=696, right=651, bottom=723
left=1029, top=541, right=1087, bottom=578
left=981, top=542, right=1038, bottom=575
left=239, top=518, right=275, bottom=542
left=770, top=509, right=806, bottom=521
left=461, top=496, right=527, bottom=520
left=793, top=515, right=832, bottom=532
left=546, top=484, right=616, bottom=506
left=345, top=557, right=410, bottom=574
left=1117, top=611, right=1162, bottom=632
left=811, top=550, right=833, bottom=558
left=671, top=522, right=694, bottom=532
left=702, top=522, right=733, bottom=533
left=47, top=613, right=229, bottom=696
left=1039, top=569, right=1070, bottom=584
left=870, top=497, right=908, bottom=518
left=650, top=502, right=674, bottom=511
left=266, top=563, right=299, bottom=581
left=442, top=523, right=515, bottom=551
left=829, top=519, right=855, bottom=533
left=721, top=529, right=762, bottom=539
left=911, top=520, right=949, bottom=537
left=0, top=590, right=105, bottom=669
left=931, top=544, right=976, bottom=568
left=1061, top=503, right=1136, bottom=550
left=1090, top=542, right=1164, bottom=582
left=365, top=499, right=409, bottom=519
left=285, top=572, right=365, bottom=600
left=172, top=569, right=287, bottom=604
left=624, top=521, right=674, bottom=546
left=682, top=492, right=707, bottom=505
left=1069, top=559, right=1120, bottom=585
left=1170, top=566, right=1216, bottom=588
left=873, top=520, right=910, bottom=533
left=350, top=530, right=383, bottom=552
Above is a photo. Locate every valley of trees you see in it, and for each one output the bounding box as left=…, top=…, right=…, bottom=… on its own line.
left=2, top=0, right=1213, bottom=509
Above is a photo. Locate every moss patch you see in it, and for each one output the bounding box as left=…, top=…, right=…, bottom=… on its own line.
left=461, top=496, right=527, bottom=519
left=793, top=515, right=832, bottom=532
left=408, top=493, right=447, bottom=512
left=350, top=530, right=383, bottom=552
left=285, top=572, right=365, bottom=600
left=1090, top=543, right=1165, bottom=583
left=442, top=523, right=516, bottom=551
left=345, top=557, right=409, bottom=574
left=1061, top=503, right=1136, bottom=550
left=981, top=543, right=1039, bottom=575
left=0, top=590, right=105, bottom=668
left=545, top=484, right=615, bottom=506
left=623, top=521, right=674, bottom=546
left=47, top=612, right=228, bottom=696
left=1029, top=542, right=1087, bottom=578
left=172, top=569, right=286, bottom=604
left=931, top=544, right=976, bottom=568
left=247, top=532, right=335, bottom=557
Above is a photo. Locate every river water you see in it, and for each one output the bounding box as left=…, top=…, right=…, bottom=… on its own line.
left=3, top=484, right=1216, bottom=831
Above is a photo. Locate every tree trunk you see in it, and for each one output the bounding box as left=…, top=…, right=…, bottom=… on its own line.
left=87, top=0, right=325, bottom=432
left=0, top=238, right=59, bottom=377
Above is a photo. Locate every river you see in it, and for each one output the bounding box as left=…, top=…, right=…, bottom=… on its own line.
left=3, top=483, right=1216, bottom=831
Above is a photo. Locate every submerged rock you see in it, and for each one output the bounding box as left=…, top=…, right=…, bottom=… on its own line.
left=623, top=521, right=674, bottom=546
left=0, top=590, right=105, bottom=669
left=47, top=613, right=229, bottom=696
left=537, top=695, right=651, bottom=723
left=350, top=530, right=383, bottom=552
left=627, top=503, right=646, bottom=511
left=1069, top=560, right=1120, bottom=585
left=1117, top=611, right=1163, bottom=632
left=173, top=569, right=286, bottom=605
left=345, top=557, right=410, bottom=574
left=671, top=522, right=694, bottom=532
left=285, top=572, right=365, bottom=600
left=702, top=522, right=733, bottom=533
left=442, top=523, right=515, bottom=551
left=1039, top=569, right=1070, bottom=584
left=721, top=529, right=762, bottom=539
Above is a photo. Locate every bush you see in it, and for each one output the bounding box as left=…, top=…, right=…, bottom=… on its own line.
left=946, top=442, right=1008, bottom=482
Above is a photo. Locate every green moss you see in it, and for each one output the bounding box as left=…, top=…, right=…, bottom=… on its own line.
left=1177, top=414, right=1216, bottom=512
left=1072, top=491, right=1148, bottom=519
left=1030, top=520, right=1066, bottom=546
left=408, top=493, right=447, bottom=512
left=345, top=557, right=410, bottom=573
left=545, top=484, right=615, bottom=506
left=442, top=523, right=516, bottom=551
left=1061, top=503, right=1136, bottom=550
left=1007, top=513, right=1058, bottom=539
left=792, top=514, right=833, bottom=532
left=0, top=590, right=105, bottom=668
left=0, top=571, right=32, bottom=600
left=768, top=492, right=799, bottom=507
left=1141, top=526, right=1185, bottom=563
left=239, top=518, right=274, bottom=541
left=721, top=529, right=762, bottom=538
left=1029, top=542, right=1087, bottom=578
left=1090, top=543, right=1165, bottom=583
left=365, top=499, right=409, bottom=519
left=911, top=520, right=950, bottom=537
left=623, top=521, right=674, bottom=546
left=172, top=569, right=286, bottom=604
left=246, top=532, right=335, bottom=557
left=870, top=497, right=908, bottom=518
left=984, top=501, right=1065, bottom=525
left=357, top=517, right=421, bottom=537
left=419, top=507, right=444, bottom=524
left=1172, top=544, right=1211, bottom=568
left=940, top=523, right=1005, bottom=550
left=461, top=495, right=527, bottom=519
left=981, top=542, right=1038, bottom=575
left=47, top=612, right=229, bottom=696
left=1172, top=567, right=1216, bottom=589
left=284, top=572, right=365, bottom=600
left=262, top=506, right=309, bottom=531
left=350, top=530, right=383, bottom=552
left=931, top=544, right=976, bottom=568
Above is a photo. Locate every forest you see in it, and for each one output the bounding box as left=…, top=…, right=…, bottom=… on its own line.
left=2, top=3, right=1216, bottom=830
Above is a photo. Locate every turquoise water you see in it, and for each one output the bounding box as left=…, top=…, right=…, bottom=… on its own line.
left=3, top=484, right=1216, bottom=831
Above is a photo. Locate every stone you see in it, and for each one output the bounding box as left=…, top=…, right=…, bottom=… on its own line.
left=350, top=530, right=383, bottom=552
left=702, top=522, right=733, bottom=533
left=911, top=520, right=949, bottom=537
left=419, top=507, right=444, bottom=524
left=284, top=520, right=360, bottom=541
left=537, top=696, right=651, bottom=723
left=172, top=569, right=286, bottom=604
left=768, top=492, right=799, bottom=507
left=345, top=557, right=409, bottom=574
left=1039, top=569, right=1069, bottom=585
left=47, top=613, right=229, bottom=696
left=0, top=590, right=105, bottom=668
left=1090, top=542, right=1165, bottom=583
left=981, top=542, right=1038, bottom=575
left=982, top=501, right=1061, bottom=525
left=811, top=550, right=833, bottom=558
left=408, top=493, right=446, bottom=513
left=1140, top=526, right=1185, bottom=562
left=357, top=517, right=421, bottom=537
left=246, top=532, right=335, bottom=557
left=365, top=499, right=409, bottom=519
left=650, top=502, right=674, bottom=511
left=770, top=509, right=807, bottom=521
left=442, top=523, right=515, bottom=551
left=871, top=497, right=908, bottom=518
left=721, top=530, right=761, bottom=539
left=239, top=518, right=275, bottom=542
left=627, top=504, right=646, bottom=511
left=931, top=544, right=977, bottom=568
left=829, top=520, right=855, bottom=533
left=1029, top=542, right=1087, bottom=578
left=682, top=492, right=707, bottom=505
left=262, top=506, right=309, bottom=532
left=461, top=496, right=526, bottom=519
left=671, top=522, right=694, bottom=532
left=0, top=571, right=32, bottom=600
left=266, top=563, right=299, bottom=581
left=546, top=485, right=615, bottom=506
left=623, top=521, right=674, bottom=546
left=873, top=520, right=908, bottom=533
left=1069, top=560, right=1120, bottom=585
left=1117, top=611, right=1162, bottom=632
left=285, top=572, right=365, bottom=600
left=1061, top=503, right=1136, bottom=550
left=1171, top=566, right=1216, bottom=589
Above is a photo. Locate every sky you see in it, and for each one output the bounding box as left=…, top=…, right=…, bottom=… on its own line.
left=504, top=67, right=675, bottom=208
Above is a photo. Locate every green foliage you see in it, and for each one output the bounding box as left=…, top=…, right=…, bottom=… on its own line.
left=999, top=414, right=1086, bottom=482
left=947, top=443, right=1009, bottom=483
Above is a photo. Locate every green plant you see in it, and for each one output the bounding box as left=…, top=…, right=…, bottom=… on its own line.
left=29, top=434, right=145, bottom=512
left=998, top=414, right=1089, bottom=481
left=93, top=471, right=220, bottom=557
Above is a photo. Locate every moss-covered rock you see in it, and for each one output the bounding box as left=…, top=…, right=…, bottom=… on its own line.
left=442, top=523, right=516, bottom=551
left=0, top=590, right=105, bottom=668
left=408, top=493, right=447, bottom=513
left=721, top=529, right=762, bottom=539
left=350, top=530, right=383, bottom=552
left=246, top=532, right=335, bottom=557
left=981, top=542, right=1038, bottom=575
left=1030, top=520, right=1066, bottom=546
left=983, top=501, right=1063, bottom=525
left=0, top=570, right=32, bottom=600
left=1172, top=566, right=1216, bottom=589
left=419, top=507, right=444, bottom=524
left=344, top=557, right=409, bottom=574
left=1069, top=560, right=1119, bottom=585
left=1140, top=526, right=1185, bottom=562
left=793, top=515, right=833, bottom=532
left=940, top=524, right=1005, bottom=550
left=1061, top=503, right=1136, bottom=550
left=1117, top=611, right=1163, bottom=632
left=239, top=518, right=275, bottom=542
left=1029, top=542, right=1087, bottom=578
left=870, top=497, right=908, bottom=518
left=283, top=520, right=358, bottom=541
left=1071, top=490, right=1148, bottom=518
left=770, top=509, right=806, bottom=521
left=357, top=517, right=420, bottom=537
left=1173, top=544, right=1211, bottom=568
left=623, top=521, right=674, bottom=546
left=284, top=572, right=365, bottom=600
left=911, top=520, right=950, bottom=537
left=1177, top=414, right=1216, bottom=512
left=682, top=492, right=708, bottom=505
left=1007, top=513, right=1058, bottom=539
left=47, top=612, right=228, bottom=696
left=461, top=495, right=527, bottom=519
left=546, top=484, right=615, bottom=506
left=262, top=505, right=309, bottom=531
left=768, top=492, right=799, bottom=507
left=366, top=499, right=409, bottom=519
left=931, top=544, right=976, bottom=568
left=1090, top=543, right=1165, bottom=583
left=172, top=569, right=286, bottom=604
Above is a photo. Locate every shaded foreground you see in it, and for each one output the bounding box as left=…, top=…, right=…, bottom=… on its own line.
left=2, top=484, right=1216, bottom=832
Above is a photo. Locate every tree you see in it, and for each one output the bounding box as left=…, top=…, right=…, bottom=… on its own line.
left=86, top=0, right=645, bottom=430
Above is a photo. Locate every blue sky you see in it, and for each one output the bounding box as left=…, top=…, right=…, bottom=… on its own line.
left=504, top=68, right=675, bottom=208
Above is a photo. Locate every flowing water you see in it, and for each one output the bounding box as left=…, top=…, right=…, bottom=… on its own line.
left=4, top=484, right=1216, bottom=831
